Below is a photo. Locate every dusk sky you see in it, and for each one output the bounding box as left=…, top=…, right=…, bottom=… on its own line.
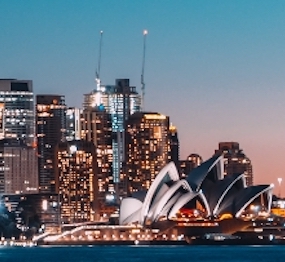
left=1, top=0, right=285, bottom=194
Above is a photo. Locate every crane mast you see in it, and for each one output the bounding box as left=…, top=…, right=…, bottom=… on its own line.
left=95, top=30, right=103, bottom=90
left=141, top=29, right=148, bottom=110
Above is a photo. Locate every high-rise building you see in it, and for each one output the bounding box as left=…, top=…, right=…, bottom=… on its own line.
left=36, top=95, right=66, bottom=193
left=55, top=140, right=99, bottom=223
left=0, top=139, right=38, bottom=194
left=0, top=79, right=35, bottom=146
left=124, top=112, right=170, bottom=194
left=215, top=142, right=253, bottom=186
left=66, top=107, right=81, bottom=141
left=80, top=106, right=113, bottom=206
left=84, top=79, right=141, bottom=195
left=179, top=153, right=203, bottom=178
left=169, top=124, right=179, bottom=168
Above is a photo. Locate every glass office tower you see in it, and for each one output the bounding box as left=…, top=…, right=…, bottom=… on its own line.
left=0, top=79, right=35, bottom=146
left=124, top=112, right=170, bottom=194
left=83, top=79, right=141, bottom=196
left=36, top=95, right=66, bottom=193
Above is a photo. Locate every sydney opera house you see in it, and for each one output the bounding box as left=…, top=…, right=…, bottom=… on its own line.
left=119, top=154, right=273, bottom=238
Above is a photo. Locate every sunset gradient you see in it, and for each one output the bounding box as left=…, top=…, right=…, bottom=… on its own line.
left=1, top=0, right=285, bottom=194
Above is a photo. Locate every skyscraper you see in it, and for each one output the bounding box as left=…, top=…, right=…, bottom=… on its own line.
left=80, top=106, right=113, bottom=206
left=0, top=139, right=38, bottom=194
left=55, top=140, right=98, bottom=223
left=66, top=107, right=81, bottom=141
left=84, top=79, right=141, bottom=195
left=215, top=142, right=253, bottom=186
left=0, top=79, right=35, bottom=146
left=124, top=112, right=170, bottom=194
left=169, top=123, right=179, bottom=168
left=36, top=95, right=66, bottom=193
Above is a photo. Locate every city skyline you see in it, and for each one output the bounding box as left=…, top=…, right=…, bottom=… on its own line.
left=1, top=1, right=285, bottom=192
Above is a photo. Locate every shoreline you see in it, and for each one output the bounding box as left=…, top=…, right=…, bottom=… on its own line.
left=38, top=238, right=285, bottom=246
left=39, top=240, right=187, bottom=246
left=2, top=237, right=285, bottom=247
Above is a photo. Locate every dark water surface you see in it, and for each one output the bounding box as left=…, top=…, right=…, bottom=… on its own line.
left=0, top=245, right=284, bottom=262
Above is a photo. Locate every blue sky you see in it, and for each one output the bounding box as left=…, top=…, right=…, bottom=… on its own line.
left=1, top=0, right=285, bottom=192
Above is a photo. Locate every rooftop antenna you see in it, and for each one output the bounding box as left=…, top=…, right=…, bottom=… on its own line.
left=141, top=29, right=148, bottom=110
left=95, top=30, right=103, bottom=90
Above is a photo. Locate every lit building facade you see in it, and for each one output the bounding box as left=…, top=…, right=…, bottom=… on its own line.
left=271, top=198, right=285, bottom=217
left=2, top=193, right=60, bottom=232
left=215, top=142, right=253, bottom=186
left=124, top=112, right=170, bottom=194
left=179, top=153, right=203, bottom=178
left=66, top=107, right=81, bottom=141
left=0, top=79, right=35, bottom=146
left=36, top=95, right=66, bottom=193
left=83, top=79, right=141, bottom=194
left=0, top=139, right=38, bottom=194
left=80, top=106, right=113, bottom=206
left=55, top=140, right=99, bottom=223
left=169, top=124, right=179, bottom=168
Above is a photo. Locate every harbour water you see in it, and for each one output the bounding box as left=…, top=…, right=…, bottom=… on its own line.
left=0, top=245, right=285, bottom=262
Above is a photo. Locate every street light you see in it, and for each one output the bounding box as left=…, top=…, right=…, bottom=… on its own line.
left=277, top=178, right=282, bottom=198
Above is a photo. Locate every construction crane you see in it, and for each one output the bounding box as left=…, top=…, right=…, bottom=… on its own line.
left=141, top=29, right=148, bottom=110
left=95, top=30, right=103, bottom=90
left=93, top=30, right=103, bottom=106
